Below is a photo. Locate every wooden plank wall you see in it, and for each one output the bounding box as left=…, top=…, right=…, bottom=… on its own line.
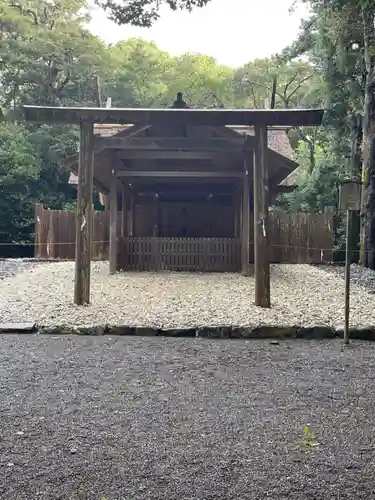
left=268, top=212, right=334, bottom=264
left=34, top=204, right=110, bottom=260
left=135, top=202, right=234, bottom=237
left=34, top=204, right=334, bottom=266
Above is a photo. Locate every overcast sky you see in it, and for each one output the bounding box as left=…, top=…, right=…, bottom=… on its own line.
left=89, top=0, right=309, bottom=68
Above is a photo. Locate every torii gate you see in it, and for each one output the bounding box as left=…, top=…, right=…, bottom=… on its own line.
left=23, top=105, right=324, bottom=308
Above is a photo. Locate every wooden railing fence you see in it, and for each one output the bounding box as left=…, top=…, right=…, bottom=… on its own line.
left=118, top=237, right=241, bottom=272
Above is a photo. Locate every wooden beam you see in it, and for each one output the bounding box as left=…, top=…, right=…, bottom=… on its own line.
left=64, top=158, right=109, bottom=194
left=93, top=124, right=153, bottom=157
left=135, top=181, right=234, bottom=194
left=99, top=137, right=245, bottom=150
left=109, top=168, right=117, bottom=275
left=211, top=126, right=242, bottom=138
left=242, top=162, right=250, bottom=275
left=61, top=129, right=153, bottom=169
left=115, top=150, right=233, bottom=160
left=118, top=124, right=151, bottom=138
left=23, top=105, right=325, bottom=127
left=131, top=180, right=239, bottom=194
left=74, top=121, right=94, bottom=305
left=253, top=125, right=270, bottom=308
left=116, top=170, right=244, bottom=178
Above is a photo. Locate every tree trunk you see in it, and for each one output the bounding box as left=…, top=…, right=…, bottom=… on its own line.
left=351, top=113, right=363, bottom=177
left=296, top=127, right=316, bottom=172
left=270, top=76, right=277, bottom=109
left=360, top=5, right=375, bottom=269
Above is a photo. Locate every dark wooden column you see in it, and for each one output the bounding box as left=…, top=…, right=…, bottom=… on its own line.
left=121, top=183, right=127, bottom=237
left=152, top=193, right=160, bottom=237
left=207, top=194, right=213, bottom=236
left=128, top=189, right=135, bottom=236
left=241, top=162, right=250, bottom=275
left=74, top=121, right=94, bottom=305
left=234, top=183, right=242, bottom=238
left=109, top=168, right=117, bottom=274
left=253, top=124, right=270, bottom=307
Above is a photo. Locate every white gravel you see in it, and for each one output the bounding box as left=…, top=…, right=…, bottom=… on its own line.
left=0, top=261, right=374, bottom=328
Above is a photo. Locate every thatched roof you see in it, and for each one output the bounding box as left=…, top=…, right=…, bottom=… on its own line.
left=280, top=167, right=301, bottom=187
left=229, top=126, right=294, bottom=161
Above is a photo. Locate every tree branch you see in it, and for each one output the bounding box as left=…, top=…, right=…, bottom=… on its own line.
left=10, top=2, right=39, bottom=24
left=296, top=126, right=316, bottom=172
left=242, top=79, right=285, bottom=103
left=285, top=73, right=314, bottom=105
left=204, top=90, right=224, bottom=108
left=283, top=71, right=300, bottom=98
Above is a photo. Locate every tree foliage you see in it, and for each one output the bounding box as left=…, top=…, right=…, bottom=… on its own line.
left=282, top=140, right=350, bottom=212
left=104, top=39, right=173, bottom=107
left=280, top=0, right=375, bottom=266
left=0, top=0, right=106, bottom=107
left=97, top=0, right=211, bottom=28
left=0, top=121, right=41, bottom=243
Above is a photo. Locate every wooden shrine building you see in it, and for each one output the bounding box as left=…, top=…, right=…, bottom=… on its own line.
left=23, top=100, right=324, bottom=308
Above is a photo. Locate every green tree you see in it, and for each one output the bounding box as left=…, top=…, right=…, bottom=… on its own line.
left=0, top=121, right=41, bottom=243
left=282, top=140, right=350, bottom=212
left=235, top=58, right=323, bottom=109
left=0, top=0, right=107, bottom=107
left=30, top=124, right=77, bottom=208
left=290, top=0, right=375, bottom=265
left=165, top=53, right=234, bottom=107
left=97, top=0, right=211, bottom=27
left=234, top=56, right=326, bottom=171
left=104, top=38, right=173, bottom=107
left=0, top=0, right=100, bottom=249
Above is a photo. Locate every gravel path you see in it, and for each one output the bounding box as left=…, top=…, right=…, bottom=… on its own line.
left=0, top=261, right=375, bottom=328
left=319, top=263, right=375, bottom=293
left=0, top=336, right=375, bottom=499
left=0, top=259, right=38, bottom=281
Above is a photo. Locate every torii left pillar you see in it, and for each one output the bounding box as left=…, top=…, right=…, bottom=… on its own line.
left=253, top=124, right=270, bottom=308
left=74, top=121, right=94, bottom=305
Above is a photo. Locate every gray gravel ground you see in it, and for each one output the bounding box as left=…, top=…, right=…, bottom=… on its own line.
left=1, top=336, right=375, bottom=499
left=0, top=259, right=38, bottom=280
left=319, top=263, right=375, bottom=293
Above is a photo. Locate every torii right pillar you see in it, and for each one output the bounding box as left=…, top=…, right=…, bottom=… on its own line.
left=253, top=124, right=271, bottom=308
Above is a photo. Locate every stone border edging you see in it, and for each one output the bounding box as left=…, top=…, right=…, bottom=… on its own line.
left=16, top=324, right=375, bottom=341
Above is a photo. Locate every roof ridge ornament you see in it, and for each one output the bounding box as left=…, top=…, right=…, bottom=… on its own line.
left=171, top=92, right=189, bottom=109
